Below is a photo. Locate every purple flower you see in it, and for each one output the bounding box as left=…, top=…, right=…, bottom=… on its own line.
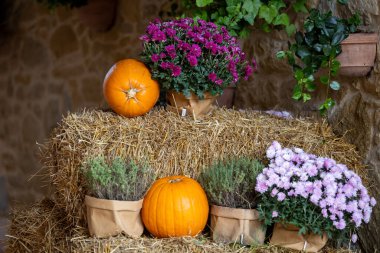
left=152, top=30, right=166, bottom=41
left=165, top=44, right=176, bottom=59
left=160, top=62, right=170, bottom=69
left=159, top=52, right=166, bottom=59
left=139, top=35, right=150, bottom=42
left=271, top=188, right=279, bottom=197
left=189, top=44, right=201, bottom=57
left=213, top=34, right=223, bottom=44
left=255, top=181, right=268, bottom=193
left=208, top=72, right=217, bottom=82
left=166, top=28, right=176, bottom=38
left=187, top=54, right=198, bottom=66
left=244, top=65, right=253, bottom=80
left=370, top=197, right=377, bottom=207
left=215, top=79, right=223, bottom=85
left=272, top=211, right=279, bottom=218
left=170, top=65, right=181, bottom=77
left=277, top=192, right=286, bottom=201
left=351, top=233, right=358, bottom=243
left=151, top=54, right=160, bottom=62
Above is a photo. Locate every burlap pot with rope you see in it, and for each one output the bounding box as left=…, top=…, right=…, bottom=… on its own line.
left=210, top=205, right=266, bottom=245
left=270, top=223, right=328, bottom=252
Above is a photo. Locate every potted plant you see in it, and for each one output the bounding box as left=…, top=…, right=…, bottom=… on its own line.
left=256, top=141, right=377, bottom=252
left=276, top=6, right=363, bottom=115
left=140, top=18, right=256, bottom=118
left=36, top=0, right=117, bottom=32
left=82, top=156, right=156, bottom=238
left=198, top=157, right=266, bottom=245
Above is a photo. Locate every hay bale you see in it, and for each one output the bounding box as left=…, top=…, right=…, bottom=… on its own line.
left=6, top=199, right=71, bottom=253
left=41, top=108, right=365, bottom=229
left=70, top=235, right=355, bottom=253
left=5, top=199, right=355, bottom=253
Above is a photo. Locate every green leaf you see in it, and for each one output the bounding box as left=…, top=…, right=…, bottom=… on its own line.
left=337, top=0, right=348, bottom=4
left=269, top=0, right=286, bottom=10
left=293, top=0, right=308, bottom=13
left=305, top=82, right=316, bottom=92
left=302, top=93, right=311, bottom=102
left=273, top=13, right=290, bottom=26
left=296, top=46, right=311, bottom=59
left=196, top=0, right=213, bottom=7
left=261, top=22, right=271, bottom=32
left=244, top=14, right=255, bottom=25
left=292, top=90, right=303, bottom=100
left=285, top=24, right=296, bottom=36
left=330, top=81, right=341, bottom=90
left=294, top=69, right=304, bottom=80
left=239, top=26, right=250, bottom=38
left=276, top=51, right=286, bottom=59
left=259, top=5, right=278, bottom=24
left=331, top=32, right=346, bottom=46
left=320, top=75, right=329, bottom=85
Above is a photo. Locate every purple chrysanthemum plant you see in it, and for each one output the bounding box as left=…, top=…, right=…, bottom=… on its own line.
left=140, top=18, right=257, bottom=99
left=256, top=141, right=376, bottom=242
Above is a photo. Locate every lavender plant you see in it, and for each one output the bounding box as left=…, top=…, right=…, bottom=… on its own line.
left=256, top=141, right=376, bottom=242
left=198, top=158, right=264, bottom=209
left=82, top=157, right=156, bottom=201
left=140, top=18, right=257, bottom=99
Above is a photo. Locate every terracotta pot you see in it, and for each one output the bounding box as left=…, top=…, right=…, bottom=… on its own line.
left=216, top=86, right=236, bottom=108
left=337, top=33, right=378, bottom=77
left=210, top=205, right=266, bottom=245
left=85, top=195, right=143, bottom=238
left=166, top=91, right=218, bottom=119
left=270, top=223, right=328, bottom=252
left=76, top=0, right=117, bottom=32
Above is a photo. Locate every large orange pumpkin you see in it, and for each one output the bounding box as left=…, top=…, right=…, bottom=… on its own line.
left=141, top=175, right=209, bottom=238
left=103, top=59, right=159, bottom=117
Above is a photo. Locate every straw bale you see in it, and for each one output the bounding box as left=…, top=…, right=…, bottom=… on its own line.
left=41, top=108, right=365, bottom=229
left=6, top=199, right=356, bottom=253
left=6, top=199, right=71, bottom=253
left=70, top=235, right=355, bottom=253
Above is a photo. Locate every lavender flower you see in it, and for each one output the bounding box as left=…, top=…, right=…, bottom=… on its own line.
left=256, top=141, right=376, bottom=238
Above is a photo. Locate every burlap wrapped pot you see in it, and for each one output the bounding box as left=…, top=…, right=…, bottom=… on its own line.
left=210, top=205, right=266, bottom=245
left=270, top=223, right=328, bottom=252
left=85, top=196, right=144, bottom=238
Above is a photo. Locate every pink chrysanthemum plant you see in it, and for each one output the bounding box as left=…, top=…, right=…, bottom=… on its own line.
left=140, top=18, right=256, bottom=99
left=256, top=141, right=376, bottom=242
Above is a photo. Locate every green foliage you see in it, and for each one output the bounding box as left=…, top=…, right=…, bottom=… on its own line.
left=277, top=8, right=361, bottom=115
left=36, top=0, right=87, bottom=9
left=182, top=0, right=309, bottom=38
left=198, top=158, right=264, bottom=209
left=82, top=157, right=157, bottom=201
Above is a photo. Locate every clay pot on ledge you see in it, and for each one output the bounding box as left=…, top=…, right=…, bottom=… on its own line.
left=336, top=33, right=378, bottom=77
left=166, top=91, right=218, bottom=119
left=216, top=85, right=236, bottom=108
left=76, top=0, right=117, bottom=32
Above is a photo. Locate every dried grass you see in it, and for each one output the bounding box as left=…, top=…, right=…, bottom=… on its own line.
left=7, top=199, right=356, bottom=253
left=41, top=108, right=365, bottom=230
left=6, top=199, right=71, bottom=253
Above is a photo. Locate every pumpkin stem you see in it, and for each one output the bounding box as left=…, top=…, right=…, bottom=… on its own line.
left=168, top=178, right=182, bottom=183
left=126, top=88, right=139, bottom=99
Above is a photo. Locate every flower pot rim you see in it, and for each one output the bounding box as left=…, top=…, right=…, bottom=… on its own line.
left=341, top=33, right=379, bottom=45
left=167, top=90, right=217, bottom=99
left=84, top=195, right=143, bottom=211
left=210, top=204, right=260, bottom=220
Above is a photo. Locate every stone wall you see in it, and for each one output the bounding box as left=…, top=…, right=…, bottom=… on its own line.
left=0, top=0, right=379, bottom=251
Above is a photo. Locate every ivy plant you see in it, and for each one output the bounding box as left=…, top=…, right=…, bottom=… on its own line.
left=277, top=8, right=361, bottom=114
left=183, top=0, right=310, bottom=38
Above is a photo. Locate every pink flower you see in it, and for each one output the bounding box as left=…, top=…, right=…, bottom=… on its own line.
left=190, top=44, right=201, bottom=57
left=277, top=192, right=286, bottom=201
left=151, top=54, right=160, bottom=62
left=351, top=233, right=358, bottom=243
left=272, top=211, right=279, bottom=218
left=187, top=55, right=198, bottom=66
left=215, top=79, right=223, bottom=85
left=208, top=72, right=217, bottom=82
left=171, top=65, right=181, bottom=77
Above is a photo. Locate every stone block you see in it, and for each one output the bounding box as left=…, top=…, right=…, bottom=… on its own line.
left=50, top=25, right=78, bottom=58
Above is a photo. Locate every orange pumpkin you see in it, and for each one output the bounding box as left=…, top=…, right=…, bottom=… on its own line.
left=103, top=59, right=159, bottom=117
left=141, top=175, right=209, bottom=238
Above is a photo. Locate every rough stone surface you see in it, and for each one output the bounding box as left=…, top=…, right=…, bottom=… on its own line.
left=0, top=0, right=379, bottom=251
